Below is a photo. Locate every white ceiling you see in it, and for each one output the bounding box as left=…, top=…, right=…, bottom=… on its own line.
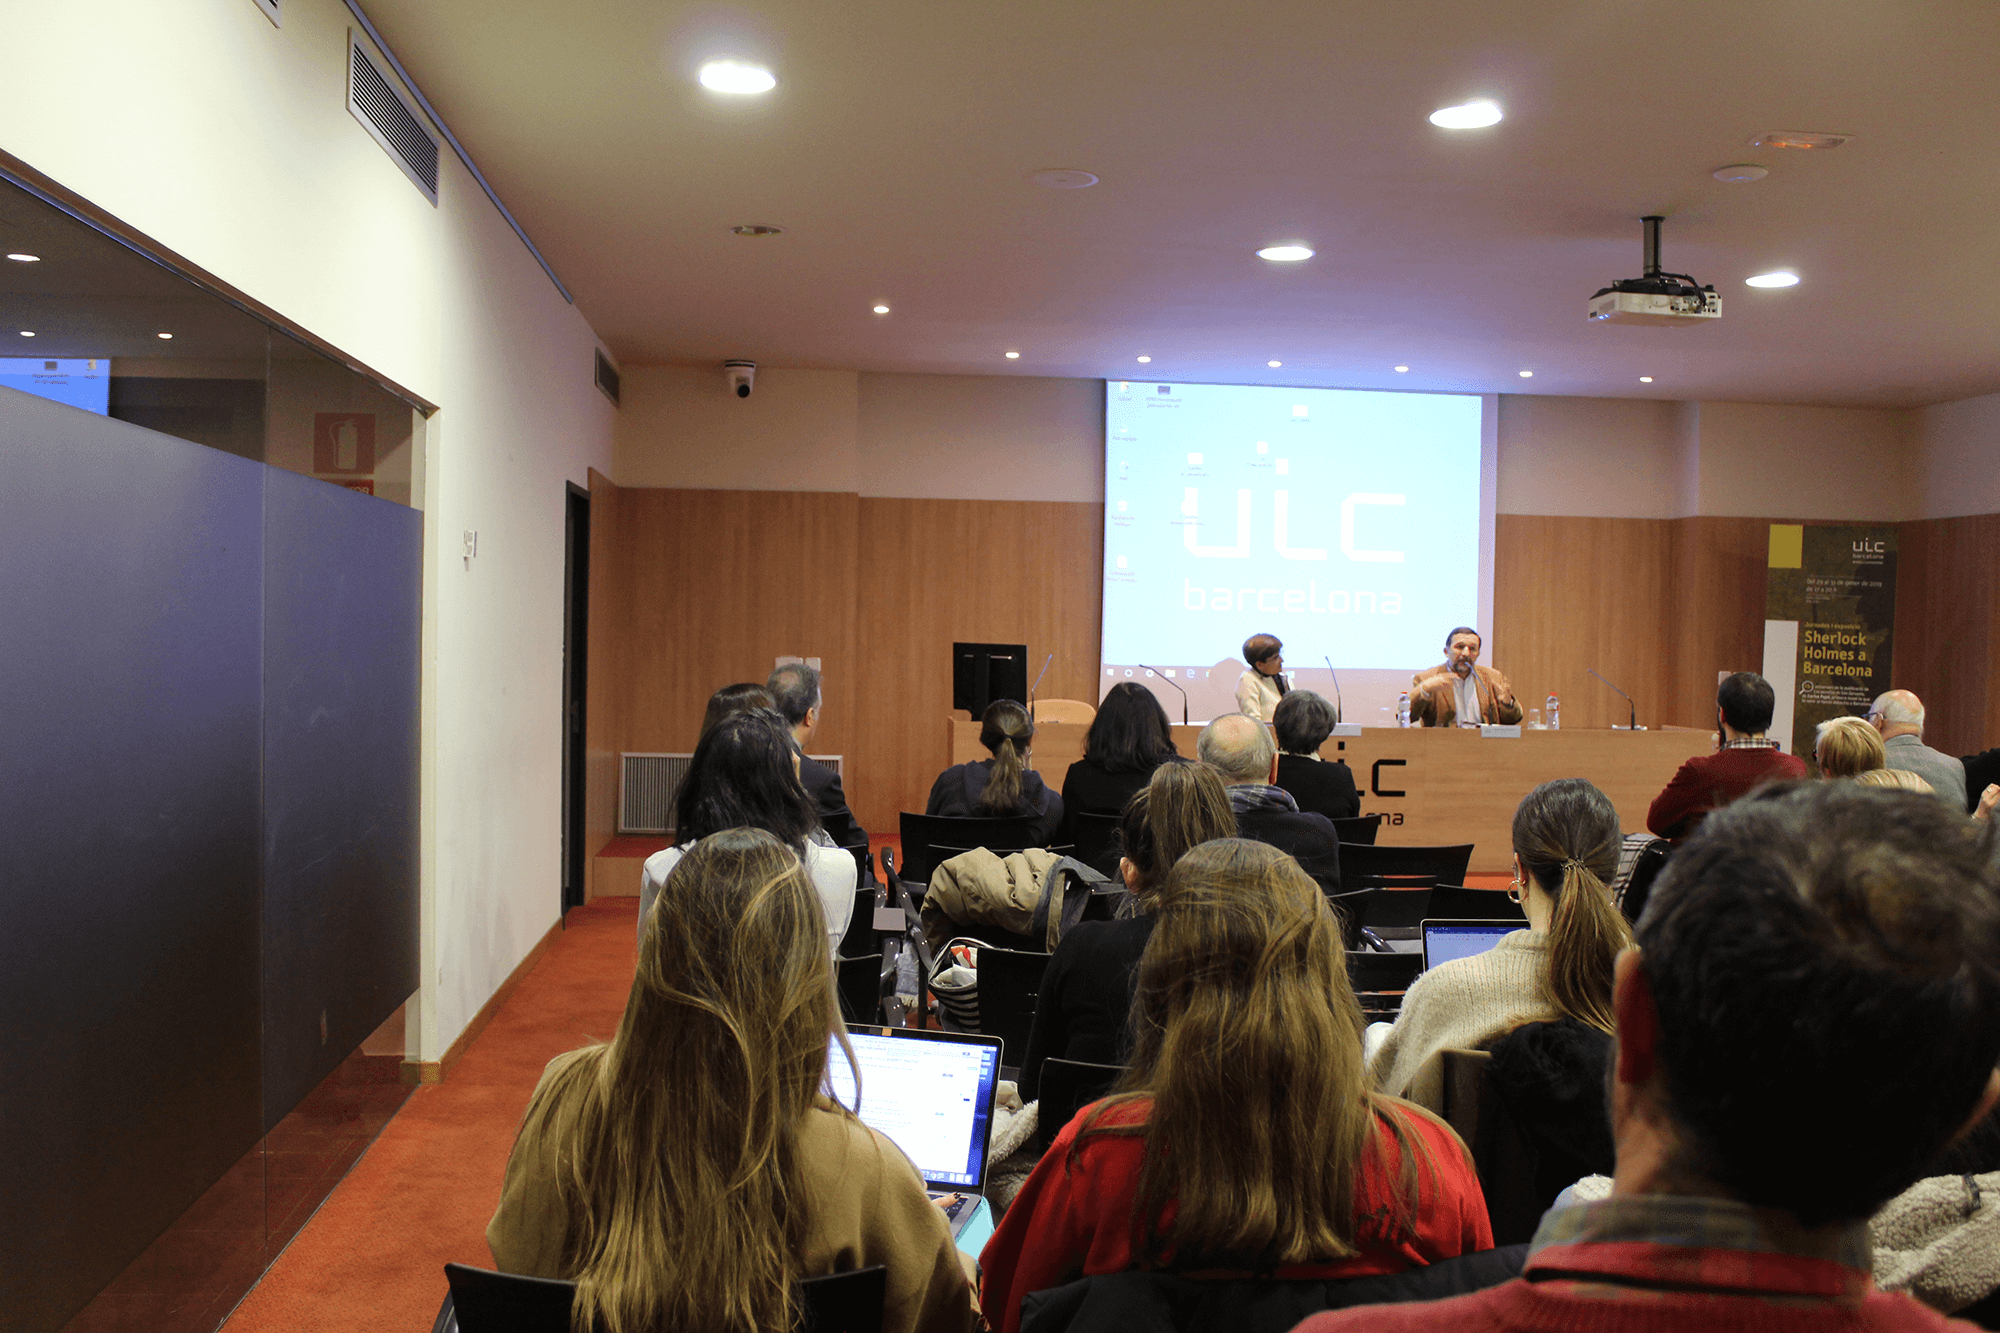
left=365, top=0, right=2000, bottom=408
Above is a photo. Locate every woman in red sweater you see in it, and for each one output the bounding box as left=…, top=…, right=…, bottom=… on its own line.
left=979, top=839, right=1492, bottom=1333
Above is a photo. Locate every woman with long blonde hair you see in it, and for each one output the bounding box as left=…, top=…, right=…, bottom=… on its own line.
left=1368, top=778, right=1632, bottom=1105
left=488, top=829, right=977, bottom=1333
left=981, top=840, right=1490, bottom=1333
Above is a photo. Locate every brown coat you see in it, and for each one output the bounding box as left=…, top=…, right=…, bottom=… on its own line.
left=1409, top=663, right=1523, bottom=727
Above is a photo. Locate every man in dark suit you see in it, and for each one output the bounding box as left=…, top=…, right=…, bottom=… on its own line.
left=767, top=661, right=868, bottom=852
left=1195, top=712, right=1341, bottom=897
left=1647, top=672, right=1807, bottom=840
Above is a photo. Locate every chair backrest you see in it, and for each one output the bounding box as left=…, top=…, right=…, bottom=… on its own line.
left=1331, top=813, right=1383, bottom=845
left=836, top=886, right=878, bottom=957
left=1426, top=884, right=1528, bottom=924
left=440, top=1263, right=890, bottom=1333
left=1431, top=1051, right=1544, bottom=1245
left=1358, top=886, right=1433, bottom=929
left=1338, top=841, right=1475, bottom=887
left=833, top=952, right=881, bottom=1027
left=897, top=812, right=1046, bottom=885
left=971, top=946, right=1054, bottom=1069
left=1325, top=886, right=1378, bottom=950
left=1347, top=949, right=1423, bottom=995
left=1619, top=839, right=1673, bottom=925
left=1031, top=698, right=1097, bottom=724
left=1036, top=1057, right=1126, bottom=1152
left=1071, top=811, right=1124, bottom=876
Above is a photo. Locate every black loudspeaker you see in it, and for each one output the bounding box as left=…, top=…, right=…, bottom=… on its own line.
left=952, top=642, right=1027, bottom=718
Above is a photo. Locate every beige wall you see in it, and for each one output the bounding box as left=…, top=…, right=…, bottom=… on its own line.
left=1916, top=390, right=2000, bottom=520
left=1690, top=401, right=1917, bottom=520
left=1, top=0, right=617, bottom=1060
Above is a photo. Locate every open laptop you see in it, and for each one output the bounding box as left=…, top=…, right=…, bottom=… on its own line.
left=826, top=1025, right=1003, bottom=1243
left=1421, top=919, right=1520, bottom=971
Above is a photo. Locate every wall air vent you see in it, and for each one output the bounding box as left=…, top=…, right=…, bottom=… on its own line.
left=348, top=34, right=440, bottom=205
left=620, top=752, right=841, bottom=835
left=595, top=349, right=621, bottom=406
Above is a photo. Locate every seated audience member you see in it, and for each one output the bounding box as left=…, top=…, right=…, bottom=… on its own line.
left=1273, top=689, right=1362, bottom=821
left=1871, top=689, right=1970, bottom=811
left=926, top=698, right=1062, bottom=845
left=1964, top=747, right=2000, bottom=816
left=981, top=840, right=1492, bottom=1333
left=1056, top=682, right=1182, bottom=845
left=638, top=709, right=856, bottom=951
left=1857, top=767, right=1936, bottom=796
left=1816, top=713, right=1887, bottom=778
left=1235, top=632, right=1290, bottom=722
left=699, top=681, right=775, bottom=739
left=1370, top=779, right=1630, bottom=1107
left=768, top=661, right=868, bottom=852
left=490, top=830, right=977, bottom=1333
left=1196, top=713, right=1342, bottom=896
left=1647, top=671, right=1807, bottom=839
left=1297, top=782, right=2000, bottom=1333
left=1017, top=762, right=1236, bottom=1101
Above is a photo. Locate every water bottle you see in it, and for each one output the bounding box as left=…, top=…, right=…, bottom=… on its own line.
left=1546, top=693, right=1561, bottom=731
left=1397, top=692, right=1411, bottom=727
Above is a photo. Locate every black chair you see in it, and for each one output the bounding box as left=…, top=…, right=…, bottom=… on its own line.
left=1358, top=886, right=1433, bottom=933
left=437, top=1263, right=888, bottom=1333
left=834, top=952, right=884, bottom=1027
left=1071, top=811, right=1124, bottom=877
left=1325, top=886, right=1378, bottom=950
left=1330, top=813, right=1383, bottom=845
left=1337, top=842, right=1474, bottom=888
left=970, top=945, right=1053, bottom=1073
left=1618, top=839, right=1673, bottom=925
left=836, top=885, right=881, bottom=958
left=1425, top=883, right=1528, bottom=924
left=1347, top=950, right=1423, bottom=995
left=1036, top=1057, right=1126, bottom=1152
left=896, top=812, right=1047, bottom=889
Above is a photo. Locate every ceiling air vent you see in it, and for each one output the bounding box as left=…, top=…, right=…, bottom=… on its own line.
left=595, top=350, right=621, bottom=406
left=348, top=34, right=439, bottom=205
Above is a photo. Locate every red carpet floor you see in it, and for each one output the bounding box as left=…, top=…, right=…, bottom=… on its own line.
left=220, top=898, right=639, bottom=1333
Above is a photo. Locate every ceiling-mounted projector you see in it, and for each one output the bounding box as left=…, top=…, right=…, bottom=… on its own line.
left=1588, top=215, right=1720, bottom=325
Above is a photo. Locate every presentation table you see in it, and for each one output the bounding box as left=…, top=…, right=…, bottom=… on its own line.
left=950, top=720, right=1714, bottom=873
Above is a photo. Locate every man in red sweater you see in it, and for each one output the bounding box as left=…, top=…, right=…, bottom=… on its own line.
left=1294, top=781, right=2000, bottom=1333
left=1646, top=671, right=1807, bottom=838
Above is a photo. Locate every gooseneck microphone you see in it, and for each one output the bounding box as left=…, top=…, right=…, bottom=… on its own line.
left=1136, top=665, right=1189, bottom=725
left=1324, top=656, right=1343, bottom=725
left=1028, top=652, right=1053, bottom=718
left=1589, top=668, right=1639, bottom=731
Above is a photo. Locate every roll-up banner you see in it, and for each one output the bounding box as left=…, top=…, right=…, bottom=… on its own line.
left=1760, top=524, right=1897, bottom=758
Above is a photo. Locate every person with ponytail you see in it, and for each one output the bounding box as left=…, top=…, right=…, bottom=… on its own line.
left=982, top=840, right=1491, bottom=1333
left=489, top=829, right=978, bottom=1333
left=924, top=698, right=1063, bottom=844
left=1367, top=778, right=1632, bottom=1108
left=1016, top=760, right=1236, bottom=1101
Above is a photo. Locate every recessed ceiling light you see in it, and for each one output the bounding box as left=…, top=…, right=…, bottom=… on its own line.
left=1639, top=376, right=1654, bottom=383
left=1518, top=370, right=1533, bottom=378
left=1745, top=271, right=1800, bottom=288
left=157, top=332, right=174, bottom=339
left=1030, top=168, right=1099, bottom=189
left=1136, top=355, right=1151, bottom=363
left=1712, top=164, right=1769, bottom=184
left=1394, top=365, right=1409, bottom=373
left=872, top=304, right=890, bottom=314
left=5, top=252, right=40, bottom=263
left=1005, top=351, right=1020, bottom=359
left=1255, top=244, right=1314, bottom=262
left=1267, top=360, right=1282, bottom=368
left=1430, top=99, right=1503, bottom=129
left=18, top=330, right=34, bottom=337
left=1749, top=130, right=1851, bottom=151
left=698, top=60, right=776, bottom=94
left=729, top=224, right=784, bottom=237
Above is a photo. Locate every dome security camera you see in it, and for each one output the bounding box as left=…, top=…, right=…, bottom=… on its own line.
left=724, top=360, right=757, bottom=398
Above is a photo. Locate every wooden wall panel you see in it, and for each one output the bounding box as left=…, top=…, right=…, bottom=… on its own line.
left=850, top=498, right=1103, bottom=836
left=1664, top=517, right=1774, bottom=730
left=584, top=469, right=624, bottom=871
left=1895, top=514, right=2000, bottom=757
left=617, top=489, right=860, bottom=761
left=1493, top=516, right=1674, bottom=731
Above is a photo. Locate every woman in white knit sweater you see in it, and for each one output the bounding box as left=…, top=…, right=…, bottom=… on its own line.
left=1367, top=779, right=1632, bottom=1107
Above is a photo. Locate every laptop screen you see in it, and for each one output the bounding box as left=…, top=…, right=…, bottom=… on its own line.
left=1422, top=920, right=1518, bottom=971
left=827, top=1027, right=1002, bottom=1190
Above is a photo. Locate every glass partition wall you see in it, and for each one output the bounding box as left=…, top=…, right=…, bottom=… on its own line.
left=1, top=168, right=425, bottom=1333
